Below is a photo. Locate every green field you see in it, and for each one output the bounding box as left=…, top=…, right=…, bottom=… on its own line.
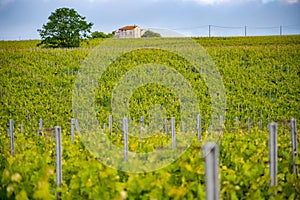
left=0, top=35, right=299, bottom=199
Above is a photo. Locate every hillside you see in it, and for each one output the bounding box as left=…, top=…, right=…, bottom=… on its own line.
left=0, top=36, right=299, bottom=199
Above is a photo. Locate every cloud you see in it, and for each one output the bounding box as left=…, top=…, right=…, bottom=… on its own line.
left=184, top=0, right=298, bottom=4
left=284, top=0, right=299, bottom=4
left=0, top=0, right=14, bottom=8
left=262, top=0, right=299, bottom=3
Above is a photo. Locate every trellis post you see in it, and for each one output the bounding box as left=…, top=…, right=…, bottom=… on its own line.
left=290, top=118, right=298, bottom=176
left=55, top=126, right=62, bottom=200
left=269, top=122, right=277, bottom=186
left=203, top=142, right=219, bottom=200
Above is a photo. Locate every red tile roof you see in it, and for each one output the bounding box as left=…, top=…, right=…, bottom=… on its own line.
left=119, top=25, right=139, bottom=31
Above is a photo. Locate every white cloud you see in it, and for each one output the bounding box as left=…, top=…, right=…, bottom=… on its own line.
left=183, top=0, right=237, bottom=5
left=184, top=0, right=298, bottom=4
left=263, top=0, right=299, bottom=3
left=284, top=0, right=299, bottom=4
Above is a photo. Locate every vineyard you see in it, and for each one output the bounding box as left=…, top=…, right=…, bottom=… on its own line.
left=0, top=35, right=300, bottom=199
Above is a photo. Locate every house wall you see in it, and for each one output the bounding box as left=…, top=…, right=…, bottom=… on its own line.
left=115, top=27, right=142, bottom=38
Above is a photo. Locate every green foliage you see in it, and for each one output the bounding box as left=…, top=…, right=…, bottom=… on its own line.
left=0, top=128, right=299, bottom=199
left=0, top=36, right=299, bottom=199
left=91, top=31, right=113, bottom=39
left=142, top=30, right=161, bottom=38
left=37, top=8, right=93, bottom=48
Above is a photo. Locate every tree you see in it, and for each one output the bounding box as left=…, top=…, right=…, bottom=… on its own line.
left=92, top=31, right=114, bottom=39
left=141, top=30, right=161, bottom=38
left=37, top=8, right=93, bottom=48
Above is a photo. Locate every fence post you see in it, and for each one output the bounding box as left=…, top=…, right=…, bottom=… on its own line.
left=181, top=120, right=185, bottom=133
left=38, top=118, right=43, bottom=136
left=269, top=122, right=277, bottom=186
left=140, top=116, right=144, bottom=133
left=290, top=118, right=298, bottom=176
left=55, top=126, right=62, bottom=200
left=9, top=119, right=14, bottom=156
left=123, top=118, right=128, bottom=162
left=235, top=116, right=239, bottom=131
left=103, top=123, right=106, bottom=133
left=165, top=119, right=168, bottom=137
left=71, top=118, right=75, bottom=144
left=171, top=117, right=175, bottom=149
left=75, top=119, right=80, bottom=132
left=20, top=124, right=23, bottom=134
left=220, top=115, right=223, bottom=132
left=259, top=119, right=263, bottom=131
left=203, top=142, right=219, bottom=200
left=109, top=115, right=113, bottom=135
left=248, top=117, right=251, bottom=132
left=197, top=114, right=201, bottom=143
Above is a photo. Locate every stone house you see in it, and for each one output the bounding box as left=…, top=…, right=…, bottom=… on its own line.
left=114, top=25, right=145, bottom=38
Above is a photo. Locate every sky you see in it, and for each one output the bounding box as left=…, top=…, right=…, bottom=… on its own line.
left=0, top=0, right=299, bottom=40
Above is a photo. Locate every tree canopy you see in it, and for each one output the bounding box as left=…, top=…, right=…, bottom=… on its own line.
left=92, top=31, right=114, bottom=39
left=37, top=8, right=93, bottom=48
left=142, top=30, right=161, bottom=38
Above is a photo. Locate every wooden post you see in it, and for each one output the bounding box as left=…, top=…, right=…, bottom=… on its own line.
left=248, top=117, right=251, bottom=132
left=9, top=119, right=14, bottom=156
left=171, top=117, right=175, bottom=149
left=165, top=119, right=168, bottom=137
left=280, top=26, right=282, bottom=36
left=20, top=124, right=23, bottom=134
left=140, top=116, right=144, bottom=133
left=269, top=122, right=277, bottom=186
left=197, top=114, right=201, bottom=143
left=181, top=120, right=185, bottom=133
left=203, top=142, right=219, bottom=200
left=38, top=118, right=43, bottom=136
left=109, top=115, right=112, bottom=135
left=71, top=118, right=75, bottom=143
left=103, top=123, right=106, bottom=133
left=75, top=119, right=80, bottom=132
left=290, top=118, right=298, bottom=176
left=220, top=115, right=223, bottom=132
left=55, top=126, right=62, bottom=200
left=259, top=119, right=263, bottom=131
left=123, top=118, right=128, bottom=162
